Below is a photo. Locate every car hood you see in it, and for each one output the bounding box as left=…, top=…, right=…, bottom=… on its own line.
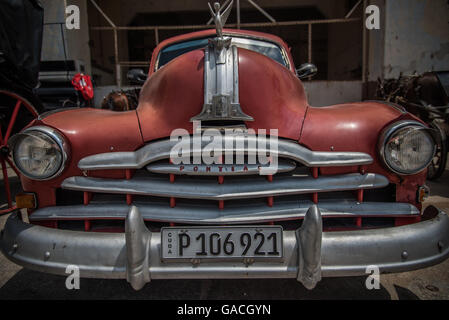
left=136, top=47, right=309, bottom=141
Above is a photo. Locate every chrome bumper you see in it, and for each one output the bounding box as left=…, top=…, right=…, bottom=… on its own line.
left=1, top=206, right=449, bottom=290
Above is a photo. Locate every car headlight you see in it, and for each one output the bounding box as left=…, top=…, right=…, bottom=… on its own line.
left=9, top=126, right=69, bottom=180
left=379, top=121, right=436, bottom=175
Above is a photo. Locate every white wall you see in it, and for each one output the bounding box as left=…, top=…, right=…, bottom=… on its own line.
left=66, top=0, right=92, bottom=74
left=40, top=0, right=66, bottom=61
left=304, top=81, right=363, bottom=107
left=367, top=0, right=386, bottom=82
left=40, top=0, right=91, bottom=74
left=384, top=0, right=449, bottom=78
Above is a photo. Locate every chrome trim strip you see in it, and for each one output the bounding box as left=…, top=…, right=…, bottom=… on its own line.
left=146, top=160, right=297, bottom=176
left=61, top=173, right=389, bottom=201
left=78, top=137, right=373, bottom=171
left=2, top=208, right=448, bottom=289
left=28, top=201, right=420, bottom=225
left=190, top=39, right=254, bottom=122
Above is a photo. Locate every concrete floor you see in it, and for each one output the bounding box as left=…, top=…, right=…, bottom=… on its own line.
left=0, top=168, right=448, bottom=300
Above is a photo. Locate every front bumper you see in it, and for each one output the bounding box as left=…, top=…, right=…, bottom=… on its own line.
left=1, top=206, right=449, bottom=290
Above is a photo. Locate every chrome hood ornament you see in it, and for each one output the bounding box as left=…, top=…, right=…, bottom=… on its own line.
left=191, top=1, right=254, bottom=123
left=208, top=1, right=233, bottom=39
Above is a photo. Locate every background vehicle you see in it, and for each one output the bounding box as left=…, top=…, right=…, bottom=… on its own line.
left=377, top=72, right=449, bottom=180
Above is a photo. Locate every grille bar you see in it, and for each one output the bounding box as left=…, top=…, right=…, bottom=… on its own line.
left=146, top=160, right=297, bottom=176
left=61, top=173, right=389, bottom=201
left=28, top=201, right=420, bottom=225
left=77, top=137, right=373, bottom=171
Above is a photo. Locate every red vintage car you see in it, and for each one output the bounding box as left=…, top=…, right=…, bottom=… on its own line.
left=1, top=5, right=448, bottom=290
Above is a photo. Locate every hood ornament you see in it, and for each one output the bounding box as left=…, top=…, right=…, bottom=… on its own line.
left=191, top=1, right=254, bottom=123
left=208, top=1, right=233, bottom=39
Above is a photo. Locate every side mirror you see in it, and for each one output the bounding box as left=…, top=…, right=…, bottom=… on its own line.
left=127, top=68, right=147, bottom=85
left=296, top=63, right=318, bottom=80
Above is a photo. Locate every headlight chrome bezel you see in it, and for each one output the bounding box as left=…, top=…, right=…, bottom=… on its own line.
left=9, top=126, right=70, bottom=181
left=379, top=120, right=436, bottom=176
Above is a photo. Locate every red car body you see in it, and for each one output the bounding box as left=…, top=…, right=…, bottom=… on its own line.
left=1, top=28, right=448, bottom=290
left=27, top=29, right=425, bottom=218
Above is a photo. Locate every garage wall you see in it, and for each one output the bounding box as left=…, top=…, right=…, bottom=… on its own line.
left=40, top=0, right=92, bottom=74
left=40, top=0, right=67, bottom=61
left=90, top=0, right=340, bottom=25
left=304, top=81, right=363, bottom=107
left=384, top=0, right=449, bottom=78
left=66, top=0, right=92, bottom=75
left=88, top=0, right=363, bottom=84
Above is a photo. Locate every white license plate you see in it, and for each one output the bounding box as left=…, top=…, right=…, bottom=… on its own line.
left=161, top=226, right=283, bottom=260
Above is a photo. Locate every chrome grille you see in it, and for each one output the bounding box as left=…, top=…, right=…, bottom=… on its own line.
left=61, top=172, right=388, bottom=201
left=29, top=137, right=420, bottom=229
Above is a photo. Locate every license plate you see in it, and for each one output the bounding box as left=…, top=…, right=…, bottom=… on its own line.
left=161, top=226, right=283, bottom=260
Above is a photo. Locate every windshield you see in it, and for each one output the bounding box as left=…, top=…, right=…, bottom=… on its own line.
left=156, top=36, right=288, bottom=70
